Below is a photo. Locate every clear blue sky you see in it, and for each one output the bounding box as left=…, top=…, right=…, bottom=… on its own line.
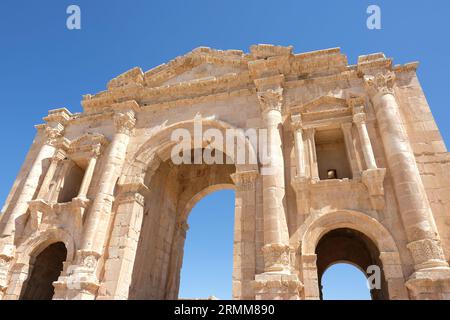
left=1, top=0, right=449, bottom=300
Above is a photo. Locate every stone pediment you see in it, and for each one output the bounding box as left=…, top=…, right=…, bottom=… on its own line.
left=291, top=96, right=351, bottom=125
left=299, top=96, right=348, bottom=114
left=159, top=62, right=245, bottom=86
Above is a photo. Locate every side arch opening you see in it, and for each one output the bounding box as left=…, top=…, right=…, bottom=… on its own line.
left=315, top=228, right=389, bottom=300
left=19, top=242, right=67, bottom=300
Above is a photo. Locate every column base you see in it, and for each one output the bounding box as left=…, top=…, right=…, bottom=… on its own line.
left=406, top=267, right=450, bottom=299
left=53, top=271, right=99, bottom=300
left=253, top=273, right=303, bottom=300
left=53, top=250, right=101, bottom=300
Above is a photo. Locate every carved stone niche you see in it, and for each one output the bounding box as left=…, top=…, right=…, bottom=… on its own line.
left=361, top=168, right=386, bottom=210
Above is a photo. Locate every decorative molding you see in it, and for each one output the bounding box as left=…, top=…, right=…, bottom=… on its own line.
left=45, top=123, right=64, bottom=146
left=261, top=243, right=291, bottom=272
left=407, top=239, right=448, bottom=270
left=230, top=170, right=258, bottom=192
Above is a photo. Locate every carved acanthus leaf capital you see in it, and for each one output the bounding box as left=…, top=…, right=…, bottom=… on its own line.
left=407, top=238, right=448, bottom=270
left=353, top=112, right=367, bottom=125
left=262, top=243, right=291, bottom=272
left=364, top=71, right=396, bottom=98
left=114, top=111, right=136, bottom=135
left=290, top=114, right=303, bottom=130
left=257, top=87, right=284, bottom=114
left=45, top=123, right=64, bottom=146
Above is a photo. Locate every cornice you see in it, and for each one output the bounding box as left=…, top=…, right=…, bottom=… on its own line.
left=36, top=45, right=421, bottom=128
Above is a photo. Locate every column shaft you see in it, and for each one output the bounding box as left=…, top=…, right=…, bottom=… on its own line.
left=1, top=138, right=57, bottom=237
left=366, top=73, right=448, bottom=270
left=77, top=155, right=98, bottom=199
left=294, top=128, right=306, bottom=178
left=81, top=131, right=131, bottom=251
left=305, top=128, right=319, bottom=180
left=354, top=115, right=377, bottom=170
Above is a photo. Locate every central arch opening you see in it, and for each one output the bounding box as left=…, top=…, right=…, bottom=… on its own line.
left=128, top=156, right=239, bottom=300
left=315, top=228, right=389, bottom=300
left=178, top=189, right=235, bottom=300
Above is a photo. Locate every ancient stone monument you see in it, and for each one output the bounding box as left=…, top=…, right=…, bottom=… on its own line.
left=1, top=44, right=450, bottom=300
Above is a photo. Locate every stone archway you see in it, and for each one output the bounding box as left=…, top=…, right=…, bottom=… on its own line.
left=2, top=229, right=75, bottom=300
left=97, top=118, right=259, bottom=300
left=315, top=228, right=388, bottom=300
left=300, top=210, right=409, bottom=300
left=19, top=242, right=67, bottom=300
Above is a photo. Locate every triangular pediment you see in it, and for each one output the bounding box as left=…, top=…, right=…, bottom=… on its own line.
left=70, top=133, right=108, bottom=149
left=142, top=47, right=248, bottom=88
left=300, top=96, right=348, bottom=114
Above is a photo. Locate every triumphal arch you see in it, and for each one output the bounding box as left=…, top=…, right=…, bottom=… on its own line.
left=1, top=44, right=450, bottom=300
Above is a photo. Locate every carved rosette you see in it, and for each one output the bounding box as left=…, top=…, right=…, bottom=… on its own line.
left=407, top=238, right=448, bottom=270
left=230, top=171, right=258, bottom=192
left=75, top=250, right=101, bottom=272
left=262, top=243, right=291, bottom=272
left=257, top=87, right=284, bottom=115
left=114, top=111, right=136, bottom=136
left=364, top=71, right=396, bottom=98
left=82, top=255, right=98, bottom=270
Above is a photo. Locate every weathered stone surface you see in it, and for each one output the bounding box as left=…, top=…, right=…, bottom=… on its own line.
left=1, top=44, right=450, bottom=300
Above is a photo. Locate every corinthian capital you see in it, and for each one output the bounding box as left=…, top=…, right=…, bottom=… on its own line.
left=114, top=111, right=136, bottom=135
left=364, top=71, right=396, bottom=98
left=45, top=123, right=64, bottom=146
left=257, top=87, right=284, bottom=114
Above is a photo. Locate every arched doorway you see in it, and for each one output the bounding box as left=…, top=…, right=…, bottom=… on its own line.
left=20, top=242, right=67, bottom=300
left=178, top=189, right=235, bottom=299
left=321, top=263, right=371, bottom=300
left=127, top=158, right=241, bottom=300
left=315, top=228, right=389, bottom=300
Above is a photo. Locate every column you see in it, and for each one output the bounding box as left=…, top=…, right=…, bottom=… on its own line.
left=35, top=149, right=67, bottom=201
left=291, top=114, right=306, bottom=178
left=0, top=123, right=63, bottom=239
left=352, top=109, right=377, bottom=170
left=305, top=128, right=319, bottom=181
left=231, top=170, right=258, bottom=300
left=364, top=72, right=449, bottom=274
left=253, top=76, right=301, bottom=300
left=290, top=114, right=310, bottom=225
left=0, top=123, right=63, bottom=297
left=340, top=123, right=361, bottom=178
left=257, top=86, right=290, bottom=270
left=56, top=110, right=136, bottom=299
left=76, top=145, right=100, bottom=200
